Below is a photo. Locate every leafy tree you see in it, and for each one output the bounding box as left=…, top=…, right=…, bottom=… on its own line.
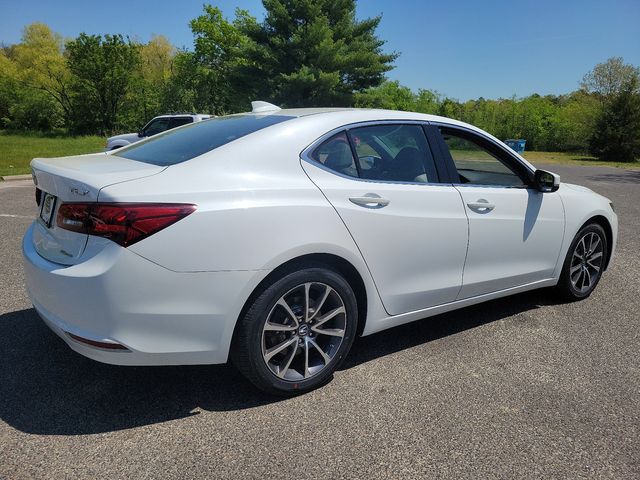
left=140, top=35, right=175, bottom=85
left=414, top=89, right=441, bottom=115
left=554, top=91, right=599, bottom=151
left=66, top=33, right=140, bottom=134
left=118, top=35, right=177, bottom=129
left=589, top=78, right=640, bottom=162
left=354, top=80, right=414, bottom=110
left=0, top=50, right=19, bottom=127
left=138, top=35, right=175, bottom=116
left=7, top=23, right=70, bottom=129
left=581, top=57, right=640, bottom=99
left=438, top=98, right=464, bottom=120
left=239, top=0, right=397, bottom=107
left=161, top=51, right=201, bottom=113
left=162, top=6, right=251, bottom=115
left=354, top=80, right=441, bottom=114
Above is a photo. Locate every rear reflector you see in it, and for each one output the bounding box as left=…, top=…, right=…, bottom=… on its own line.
left=67, top=332, right=129, bottom=350
left=56, top=203, right=196, bottom=247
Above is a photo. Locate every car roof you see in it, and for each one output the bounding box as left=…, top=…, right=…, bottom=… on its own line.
left=242, top=106, right=461, bottom=123
left=239, top=107, right=481, bottom=132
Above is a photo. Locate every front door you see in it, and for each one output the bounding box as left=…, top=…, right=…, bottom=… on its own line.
left=435, top=126, right=565, bottom=299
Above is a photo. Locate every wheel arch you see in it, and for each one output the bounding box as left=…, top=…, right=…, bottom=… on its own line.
left=581, top=215, right=614, bottom=270
left=232, top=253, right=369, bottom=350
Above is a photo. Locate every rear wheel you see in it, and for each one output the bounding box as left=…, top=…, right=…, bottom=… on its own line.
left=232, top=266, right=358, bottom=395
left=555, top=223, right=607, bottom=300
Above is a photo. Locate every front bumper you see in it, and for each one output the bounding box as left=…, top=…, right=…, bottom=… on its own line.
left=22, top=223, right=266, bottom=365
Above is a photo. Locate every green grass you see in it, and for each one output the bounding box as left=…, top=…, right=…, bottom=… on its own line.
left=522, top=151, right=640, bottom=170
left=0, top=131, right=105, bottom=177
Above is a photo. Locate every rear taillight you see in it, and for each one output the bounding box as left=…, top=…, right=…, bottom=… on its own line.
left=56, top=203, right=196, bottom=247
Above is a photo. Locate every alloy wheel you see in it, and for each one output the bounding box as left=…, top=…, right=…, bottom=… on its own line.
left=569, top=232, right=604, bottom=293
left=261, top=282, right=347, bottom=381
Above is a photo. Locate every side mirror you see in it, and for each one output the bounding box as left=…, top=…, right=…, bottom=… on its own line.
left=138, top=131, right=144, bottom=138
left=534, top=169, right=560, bottom=192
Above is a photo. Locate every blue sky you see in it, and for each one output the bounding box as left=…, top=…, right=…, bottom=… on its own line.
left=1, top=0, right=638, bottom=100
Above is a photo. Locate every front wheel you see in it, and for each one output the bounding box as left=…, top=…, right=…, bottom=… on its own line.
left=232, top=267, right=358, bottom=395
left=555, top=223, right=608, bottom=301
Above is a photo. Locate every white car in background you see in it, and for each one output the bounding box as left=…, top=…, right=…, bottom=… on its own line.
left=105, top=113, right=212, bottom=150
left=24, top=102, right=617, bottom=395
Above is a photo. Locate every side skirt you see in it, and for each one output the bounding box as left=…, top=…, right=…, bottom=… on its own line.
left=361, top=278, right=558, bottom=336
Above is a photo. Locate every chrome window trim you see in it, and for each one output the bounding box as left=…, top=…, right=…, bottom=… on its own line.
left=300, top=120, right=444, bottom=187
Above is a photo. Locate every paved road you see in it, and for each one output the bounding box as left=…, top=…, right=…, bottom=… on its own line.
left=1, top=165, right=639, bottom=479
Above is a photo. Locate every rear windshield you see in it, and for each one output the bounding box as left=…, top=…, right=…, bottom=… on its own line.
left=114, top=114, right=293, bottom=165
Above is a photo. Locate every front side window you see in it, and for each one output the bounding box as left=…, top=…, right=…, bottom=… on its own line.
left=143, top=118, right=170, bottom=136
left=349, top=124, right=437, bottom=183
left=116, top=114, right=293, bottom=166
left=440, top=128, right=526, bottom=187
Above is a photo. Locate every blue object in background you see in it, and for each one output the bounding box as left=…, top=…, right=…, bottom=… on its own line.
left=505, top=139, right=526, bottom=154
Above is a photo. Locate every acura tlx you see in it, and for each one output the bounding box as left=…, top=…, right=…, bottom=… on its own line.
left=23, top=101, right=617, bottom=395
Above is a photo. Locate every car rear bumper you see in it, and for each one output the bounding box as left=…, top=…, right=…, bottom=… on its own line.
left=22, top=223, right=265, bottom=365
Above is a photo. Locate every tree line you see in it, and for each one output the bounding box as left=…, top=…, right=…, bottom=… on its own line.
left=0, top=0, right=638, bottom=161
left=355, top=58, right=640, bottom=161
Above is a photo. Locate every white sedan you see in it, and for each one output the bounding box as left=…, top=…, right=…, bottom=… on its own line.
left=23, top=102, right=618, bottom=395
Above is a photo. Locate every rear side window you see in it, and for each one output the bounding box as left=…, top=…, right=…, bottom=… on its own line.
left=349, top=124, right=437, bottom=183
left=309, top=124, right=438, bottom=183
left=116, top=114, right=293, bottom=166
left=310, top=132, right=358, bottom=178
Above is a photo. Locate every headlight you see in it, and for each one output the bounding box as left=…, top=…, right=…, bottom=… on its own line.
left=609, top=202, right=615, bottom=212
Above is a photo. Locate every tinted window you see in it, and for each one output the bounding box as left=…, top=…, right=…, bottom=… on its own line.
left=116, top=115, right=293, bottom=166
left=349, top=124, right=437, bottom=183
left=310, top=132, right=358, bottom=177
left=441, top=128, right=526, bottom=187
left=143, top=118, right=170, bottom=136
left=168, top=117, right=193, bottom=129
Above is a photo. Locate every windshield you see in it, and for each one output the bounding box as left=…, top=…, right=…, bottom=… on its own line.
left=115, top=114, right=293, bottom=166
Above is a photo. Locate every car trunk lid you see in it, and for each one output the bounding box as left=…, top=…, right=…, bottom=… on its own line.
left=31, top=153, right=165, bottom=265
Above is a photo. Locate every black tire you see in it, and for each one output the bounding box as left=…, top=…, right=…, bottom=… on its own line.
left=232, top=266, right=358, bottom=395
left=555, top=223, right=608, bottom=301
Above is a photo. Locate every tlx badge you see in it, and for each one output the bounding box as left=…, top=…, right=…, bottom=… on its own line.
left=70, top=186, right=90, bottom=196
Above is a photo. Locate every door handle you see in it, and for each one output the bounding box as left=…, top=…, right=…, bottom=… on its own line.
left=349, top=194, right=390, bottom=208
left=467, top=199, right=495, bottom=213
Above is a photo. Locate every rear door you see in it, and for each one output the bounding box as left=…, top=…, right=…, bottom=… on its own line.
left=433, top=125, right=565, bottom=298
left=301, top=122, right=468, bottom=316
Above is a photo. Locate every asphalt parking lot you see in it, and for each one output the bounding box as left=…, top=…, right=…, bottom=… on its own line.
left=1, top=164, right=638, bottom=479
